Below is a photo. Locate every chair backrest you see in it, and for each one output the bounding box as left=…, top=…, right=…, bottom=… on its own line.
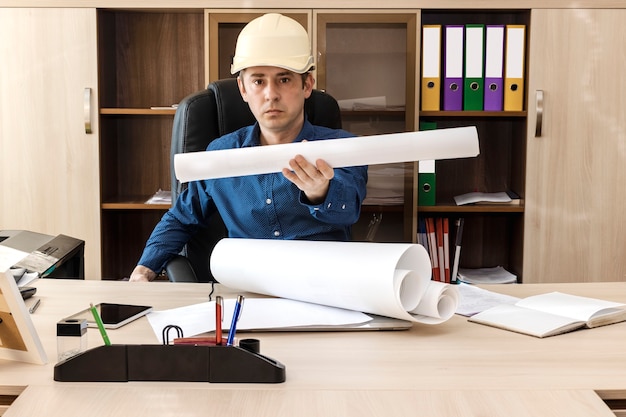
left=170, top=77, right=342, bottom=282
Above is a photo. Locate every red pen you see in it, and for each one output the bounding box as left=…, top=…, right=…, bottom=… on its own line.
left=215, top=295, right=224, bottom=345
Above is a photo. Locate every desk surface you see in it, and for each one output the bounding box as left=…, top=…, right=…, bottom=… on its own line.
left=2, top=280, right=626, bottom=416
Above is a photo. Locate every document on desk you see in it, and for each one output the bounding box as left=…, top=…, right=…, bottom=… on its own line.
left=174, top=126, right=479, bottom=182
left=149, top=298, right=373, bottom=342
left=455, top=283, right=520, bottom=317
left=210, top=239, right=459, bottom=325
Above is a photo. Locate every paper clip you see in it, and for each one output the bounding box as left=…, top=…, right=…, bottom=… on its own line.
left=162, top=324, right=183, bottom=345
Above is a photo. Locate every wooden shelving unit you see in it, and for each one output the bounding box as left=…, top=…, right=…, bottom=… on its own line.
left=97, top=10, right=204, bottom=279
left=96, top=7, right=530, bottom=279
left=416, top=9, right=531, bottom=280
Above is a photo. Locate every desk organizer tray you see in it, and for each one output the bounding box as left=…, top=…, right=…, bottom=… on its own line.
left=53, top=342, right=286, bottom=383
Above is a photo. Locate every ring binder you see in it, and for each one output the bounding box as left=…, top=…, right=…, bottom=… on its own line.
left=443, top=25, right=464, bottom=111
left=504, top=25, right=526, bottom=111
left=421, top=25, right=442, bottom=111
left=484, top=25, right=505, bottom=111
left=463, top=24, right=485, bottom=111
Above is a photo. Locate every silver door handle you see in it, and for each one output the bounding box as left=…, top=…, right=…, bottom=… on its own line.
left=84, top=87, right=92, bottom=134
left=535, top=90, right=544, bottom=137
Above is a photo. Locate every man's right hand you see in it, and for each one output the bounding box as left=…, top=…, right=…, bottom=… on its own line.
left=129, top=265, right=157, bottom=282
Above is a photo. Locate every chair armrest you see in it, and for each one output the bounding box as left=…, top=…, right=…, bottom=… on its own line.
left=164, top=255, right=199, bottom=283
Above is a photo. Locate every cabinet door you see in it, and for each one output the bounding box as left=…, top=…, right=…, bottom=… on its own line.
left=315, top=11, right=419, bottom=242
left=524, top=9, right=626, bottom=283
left=0, top=9, right=101, bottom=278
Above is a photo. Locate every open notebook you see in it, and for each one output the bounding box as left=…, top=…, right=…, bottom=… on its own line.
left=468, top=291, right=626, bottom=338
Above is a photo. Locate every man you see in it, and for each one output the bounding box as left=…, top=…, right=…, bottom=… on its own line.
left=130, top=13, right=368, bottom=282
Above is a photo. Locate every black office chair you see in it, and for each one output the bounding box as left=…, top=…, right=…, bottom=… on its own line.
left=165, top=77, right=343, bottom=283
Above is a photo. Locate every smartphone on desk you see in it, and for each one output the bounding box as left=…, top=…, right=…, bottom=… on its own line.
left=64, top=303, right=152, bottom=329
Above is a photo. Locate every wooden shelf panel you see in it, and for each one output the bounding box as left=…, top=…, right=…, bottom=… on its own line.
left=101, top=195, right=171, bottom=210
left=362, top=204, right=404, bottom=213
left=418, top=204, right=524, bottom=213
left=101, top=202, right=405, bottom=212
left=102, top=202, right=171, bottom=210
left=101, top=108, right=177, bottom=115
left=98, top=10, right=204, bottom=108
left=99, top=203, right=406, bottom=211
left=341, top=110, right=405, bottom=117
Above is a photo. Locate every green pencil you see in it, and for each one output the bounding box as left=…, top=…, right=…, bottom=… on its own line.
left=90, top=303, right=111, bottom=346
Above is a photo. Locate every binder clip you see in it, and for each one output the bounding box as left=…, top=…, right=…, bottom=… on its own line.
left=162, top=324, right=183, bottom=344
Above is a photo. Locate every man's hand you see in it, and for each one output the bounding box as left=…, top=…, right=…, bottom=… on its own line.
left=129, top=265, right=157, bottom=282
left=282, top=154, right=334, bottom=205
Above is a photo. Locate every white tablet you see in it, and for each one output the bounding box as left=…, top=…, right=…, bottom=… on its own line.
left=65, top=303, right=152, bottom=329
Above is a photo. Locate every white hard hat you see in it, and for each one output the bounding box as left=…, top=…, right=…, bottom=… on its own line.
left=230, top=13, right=315, bottom=74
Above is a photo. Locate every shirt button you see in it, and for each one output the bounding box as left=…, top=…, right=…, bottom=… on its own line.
left=342, top=204, right=346, bottom=209
left=266, top=198, right=272, bottom=205
left=274, top=231, right=280, bottom=237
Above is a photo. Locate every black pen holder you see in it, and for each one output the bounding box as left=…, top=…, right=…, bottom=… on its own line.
left=53, top=341, right=286, bottom=383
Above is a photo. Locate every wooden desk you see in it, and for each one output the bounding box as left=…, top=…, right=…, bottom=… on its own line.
left=2, top=280, right=626, bottom=416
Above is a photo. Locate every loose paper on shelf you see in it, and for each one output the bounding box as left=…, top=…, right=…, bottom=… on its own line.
left=210, top=239, right=459, bottom=325
left=174, top=126, right=479, bottom=182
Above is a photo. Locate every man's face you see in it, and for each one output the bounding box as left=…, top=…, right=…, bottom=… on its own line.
left=237, top=66, right=313, bottom=140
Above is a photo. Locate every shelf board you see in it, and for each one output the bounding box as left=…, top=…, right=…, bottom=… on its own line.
left=102, top=201, right=170, bottom=210
left=418, top=204, right=524, bottom=213
left=100, top=108, right=177, bottom=116
left=419, top=110, right=527, bottom=118
left=103, top=203, right=403, bottom=212
left=341, top=109, right=405, bottom=117
left=362, top=204, right=404, bottom=213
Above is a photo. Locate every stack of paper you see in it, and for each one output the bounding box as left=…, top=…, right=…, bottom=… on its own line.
left=455, top=283, right=519, bottom=317
left=458, top=266, right=517, bottom=284
left=145, top=189, right=172, bottom=204
left=454, top=191, right=512, bottom=205
left=363, top=163, right=406, bottom=205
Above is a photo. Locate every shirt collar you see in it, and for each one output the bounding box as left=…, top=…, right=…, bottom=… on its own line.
left=243, top=117, right=314, bottom=147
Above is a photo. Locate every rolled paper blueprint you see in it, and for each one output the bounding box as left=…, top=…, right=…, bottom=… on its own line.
left=175, top=126, right=479, bottom=182
left=210, top=238, right=459, bottom=325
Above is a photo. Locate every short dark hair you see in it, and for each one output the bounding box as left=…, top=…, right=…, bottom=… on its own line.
left=299, top=71, right=313, bottom=86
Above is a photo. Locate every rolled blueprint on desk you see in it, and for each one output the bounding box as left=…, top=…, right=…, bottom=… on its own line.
left=175, top=126, right=479, bottom=182
left=210, top=239, right=459, bottom=325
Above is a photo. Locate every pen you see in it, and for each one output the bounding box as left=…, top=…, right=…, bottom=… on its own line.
left=215, top=295, right=224, bottom=345
left=90, top=303, right=111, bottom=346
left=226, top=295, right=245, bottom=346
left=29, top=298, right=41, bottom=314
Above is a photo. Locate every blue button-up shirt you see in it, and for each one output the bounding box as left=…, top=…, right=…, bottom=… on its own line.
left=138, top=120, right=368, bottom=273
